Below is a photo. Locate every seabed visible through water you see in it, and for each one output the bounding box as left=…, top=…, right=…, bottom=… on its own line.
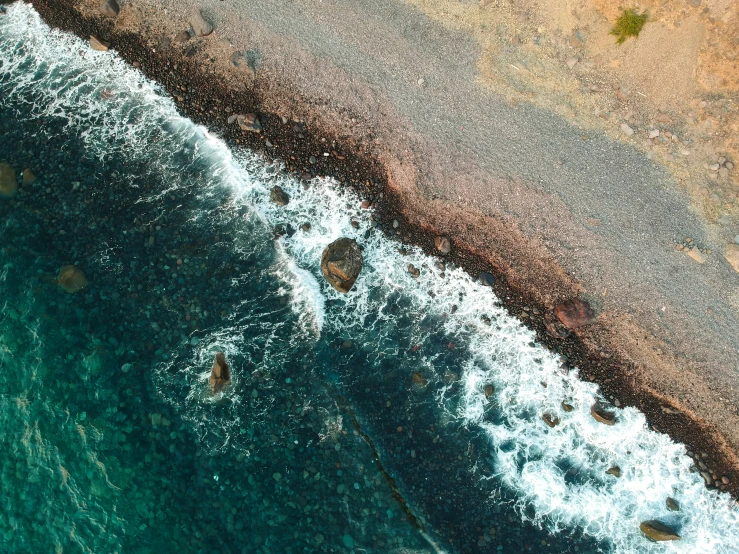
left=1, top=4, right=739, bottom=553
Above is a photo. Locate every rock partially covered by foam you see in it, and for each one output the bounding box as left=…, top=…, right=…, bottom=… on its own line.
left=590, top=402, right=616, bottom=425
left=270, top=185, right=289, bottom=206
left=554, top=298, right=597, bottom=329
left=640, top=520, right=681, bottom=542
left=209, top=352, right=232, bottom=394
left=0, top=163, right=17, bottom=198
left=666, top=497, right=680, bottom=511
left=321, top=238, right=363, bottom=293
left=57, top=265, right=88, bottom=293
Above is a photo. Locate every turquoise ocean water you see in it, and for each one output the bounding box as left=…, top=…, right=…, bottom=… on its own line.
left=1, top=4, right=739, bottom=553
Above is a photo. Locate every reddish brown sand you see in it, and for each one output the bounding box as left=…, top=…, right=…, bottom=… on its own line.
left=27, top=0, right=739, bottom=495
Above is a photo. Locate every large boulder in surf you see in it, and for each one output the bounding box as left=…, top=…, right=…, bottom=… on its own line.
left=0, top=163, right=17, bottom=198
left=639, top=520, right=680, bottom=542
left=554, top=298, right=597, bottom=329
left=321, top=238, right=363, bottom=293
left=99, top=0, right=119, bottom=17
left=209, top=352, right=232, bottom=394
left=57, top=265, right=88, bottom=293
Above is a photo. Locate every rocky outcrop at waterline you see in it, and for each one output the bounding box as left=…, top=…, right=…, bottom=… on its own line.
left=321, top=238, right=363, bottom=293
left=209, top=352, right=232, bottom=394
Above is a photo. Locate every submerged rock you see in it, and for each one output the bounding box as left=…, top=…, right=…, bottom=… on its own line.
left=0, top=163, right=17, bottom=197
left=554, top=298, right=597, bottom=329
left=666, top=497, right=680, bottom=511
left=22, top=168, right=36, bottom=186
left=209, top=352, right=232, bottom=394
left=434, top=235, right=451, bottom=255
left=57, top=265, right=88, bottom=293
left=89, top=35, right=110, bottom=51
left=99, top=0, right=119, bottom=18
left=321, top=238, right=363, bottom=293
left=269, top=185, right=289, bottom=206
left=639, top=520, right=681, bottom=542
left=590, top=402, right=616, bottom=425
left=411, top=372, right=427, bottom=387
left=484, top=384, right=495, bottom=399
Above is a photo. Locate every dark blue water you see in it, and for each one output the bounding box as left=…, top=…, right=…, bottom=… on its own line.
left=2, top=4, right=738, bottom=554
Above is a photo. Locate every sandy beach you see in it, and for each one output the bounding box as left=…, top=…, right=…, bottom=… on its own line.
left=23, top=0, right=739, bottom=498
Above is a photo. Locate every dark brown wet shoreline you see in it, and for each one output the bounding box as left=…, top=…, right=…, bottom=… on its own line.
left=23, top=0, right=739, bottom=501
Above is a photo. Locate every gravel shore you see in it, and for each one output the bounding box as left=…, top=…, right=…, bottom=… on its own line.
left=23, top=0, right=739, bottom=501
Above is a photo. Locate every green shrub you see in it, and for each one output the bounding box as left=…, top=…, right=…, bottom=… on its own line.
left=610, top=9, right=648, bottom=44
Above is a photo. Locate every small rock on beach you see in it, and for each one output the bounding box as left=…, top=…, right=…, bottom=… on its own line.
left=190, top=11, right=213, bottom=37
left=434, top=235, right=451, bottom=255
left=99, top=0, right=119, bottom=18
left=237, top=113, right=262, bottom=132
left=478, top=272, right=495, bottom=287
left=724, top=244, right=739, bottom=273
left=620, top=123, right=634, bottom=136
left=554, top=298, right=596, bottom=329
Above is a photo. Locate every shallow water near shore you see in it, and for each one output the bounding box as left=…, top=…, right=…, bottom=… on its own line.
left=2, top=3, right=739, bottom=553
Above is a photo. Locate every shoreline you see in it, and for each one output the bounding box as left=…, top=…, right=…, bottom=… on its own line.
left=21, top=0, right=739, bottom=504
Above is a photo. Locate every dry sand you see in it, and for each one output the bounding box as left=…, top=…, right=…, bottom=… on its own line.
left=53, top=0, right=739, bottom=469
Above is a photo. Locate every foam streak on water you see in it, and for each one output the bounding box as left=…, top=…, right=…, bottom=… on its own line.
left=2, top=3, right=739, bottom=553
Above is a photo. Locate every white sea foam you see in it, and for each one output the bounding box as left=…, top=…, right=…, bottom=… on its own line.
left=236, top=168, right=739, bottom=553
left=4, top=3, right=739, bottom=552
